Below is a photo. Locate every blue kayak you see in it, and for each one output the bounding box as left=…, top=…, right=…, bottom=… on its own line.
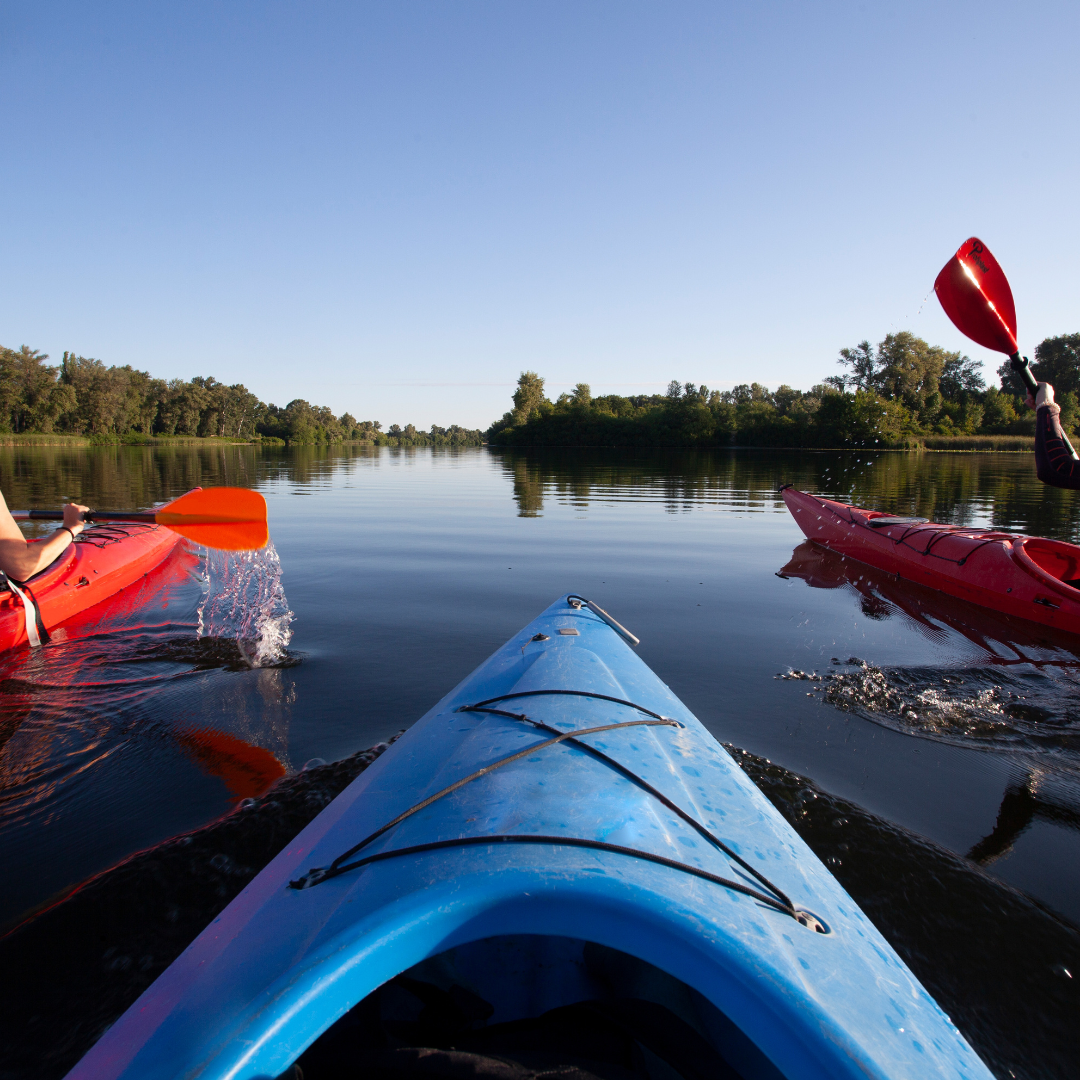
left=70, top=595, right=992, bottom=1080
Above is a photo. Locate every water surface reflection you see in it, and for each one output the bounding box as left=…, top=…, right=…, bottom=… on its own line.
left=1, top=443, right=1078, bottom=1078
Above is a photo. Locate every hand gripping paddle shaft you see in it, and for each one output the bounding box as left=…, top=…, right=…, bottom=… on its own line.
left=935, top=237, right=1077, bottom=457
left=11, top=487, right=268, bottom=552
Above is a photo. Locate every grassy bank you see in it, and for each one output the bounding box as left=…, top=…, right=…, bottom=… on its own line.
left=0, top=434, right=488, bottom=449
left=917, top=435, right=1032, bottom=452
left=0, top=434, right=262, bottom=447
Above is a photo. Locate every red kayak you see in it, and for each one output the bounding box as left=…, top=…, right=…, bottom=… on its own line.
left=781, top=485, right=1080, bottom=636
left=0, top=523, right=183, bottom=653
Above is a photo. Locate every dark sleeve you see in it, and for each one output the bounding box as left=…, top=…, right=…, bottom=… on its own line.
left=1035, top=405, right=1080, bottom=489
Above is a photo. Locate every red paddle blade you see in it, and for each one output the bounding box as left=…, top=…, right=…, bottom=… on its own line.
left=934, top=237, right=1018, bottom=355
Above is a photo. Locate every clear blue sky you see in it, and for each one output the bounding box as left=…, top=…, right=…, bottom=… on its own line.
left=1, top=2, right=1077, bottom=430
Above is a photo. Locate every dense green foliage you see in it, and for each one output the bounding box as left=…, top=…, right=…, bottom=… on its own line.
left=0, top=345, right=484, bottom=446
left=488, top=332, right=1080, bottom=448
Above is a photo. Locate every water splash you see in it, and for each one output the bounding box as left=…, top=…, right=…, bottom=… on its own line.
left=781, top=659, right=1080, bottom=763
left=197, top=541, right=294, bottom=667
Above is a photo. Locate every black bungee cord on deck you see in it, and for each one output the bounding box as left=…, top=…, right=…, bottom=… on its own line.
left=783, top=485, right=1011, bottom=568
left=289, top=691, right=821, bottom=929
left=74, top=521, right=161, bottom=548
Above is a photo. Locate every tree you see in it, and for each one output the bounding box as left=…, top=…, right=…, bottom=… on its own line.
left=512, top=372, right=546, bottom=424
left=1032, top=334, right=1080, bottom=396
left=572, top=383, right=592, bottom=406
left=60, top=354, right=131, bottom=434
left=875, top=332, right=950, bottom=424
left=995, top=333, right=1080, bottom=398
left=939, top=353, right=985, bottom=400
left=0, top=346, right=74, bottom=432
left=980, top=386, right=1021, bottom=432
left=284, top=399, right=318, bottom=442
left=836, top=341, right=878, bottom=391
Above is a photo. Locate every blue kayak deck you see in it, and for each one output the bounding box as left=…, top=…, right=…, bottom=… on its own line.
left=69, top=596, right=992, bottom=1080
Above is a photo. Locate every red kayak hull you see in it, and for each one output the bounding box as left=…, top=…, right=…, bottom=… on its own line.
left=0, top=524, right=184, bottom=653
left=781, top=486, right=1080, bottom=636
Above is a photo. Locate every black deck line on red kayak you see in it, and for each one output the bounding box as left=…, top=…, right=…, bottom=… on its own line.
left=74, top=522, right=161, bottom=548
left=795, top=488, right=1012, bottom=568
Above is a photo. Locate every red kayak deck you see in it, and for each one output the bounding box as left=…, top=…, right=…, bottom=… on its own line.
left=781, top=485, right=1080, bottom=636
left=0, top=523, right=183, bottom=653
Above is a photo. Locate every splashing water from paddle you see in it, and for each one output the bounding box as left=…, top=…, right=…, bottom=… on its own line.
left=197, top=541, right=294, bottom=667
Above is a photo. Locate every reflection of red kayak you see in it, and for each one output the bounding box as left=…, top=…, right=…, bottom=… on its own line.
left=0, top=524, right=183, bottom=653
left=779, top=540, right=1080, bottom=660
left=781, top=485, right=1080, bottom=636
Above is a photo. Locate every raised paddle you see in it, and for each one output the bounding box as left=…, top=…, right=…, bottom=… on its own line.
left=935, top=236, right=1078, bottom=459
left=11, top=487, right=268, bottom=552
left=934, top=236, right=1034, bottom=394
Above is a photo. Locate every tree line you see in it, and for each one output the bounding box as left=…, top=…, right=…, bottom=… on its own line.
left=0, top=346, right=483, bottom=446
left=487, top=332, right=1080, bottom=448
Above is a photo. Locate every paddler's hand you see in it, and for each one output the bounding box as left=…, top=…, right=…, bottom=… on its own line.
left=63, top=503, right=89, bottom=537
left=1027, top=382, right=1057, bottom=411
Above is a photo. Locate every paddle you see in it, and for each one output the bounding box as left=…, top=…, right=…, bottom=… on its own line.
left=933, top=236, right=1036, bottom=394
left=11, top=487, right=268, bottom=552
left=935, top=237, right=1079, bottom=462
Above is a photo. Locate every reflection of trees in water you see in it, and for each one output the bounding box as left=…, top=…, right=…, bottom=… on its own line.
left=0, top=445, right=268, bottom=521
left=3, top=443, right=1078, bottom=543
left=0, top=444, right=483, bottom=526
left=509, top=457, right=545, bottom=517
left=497, top=448, right=1080, bottom=541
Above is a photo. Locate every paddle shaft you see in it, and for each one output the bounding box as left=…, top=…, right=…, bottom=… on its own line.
left=11, top=510, right=159, bottom=523
left=1010, top=352, right=1039, bottom=396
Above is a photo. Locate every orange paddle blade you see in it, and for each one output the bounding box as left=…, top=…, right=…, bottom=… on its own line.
left=164, top=520, right=269, bottom=551
left=155, top=487, right=269, bottom=551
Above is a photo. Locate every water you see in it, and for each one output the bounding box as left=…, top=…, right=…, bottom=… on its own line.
left=1, top=443, right=1078, bottom=1076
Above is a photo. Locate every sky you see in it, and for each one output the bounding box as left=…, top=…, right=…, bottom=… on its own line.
left=1, top=1, right=1078, bottom=431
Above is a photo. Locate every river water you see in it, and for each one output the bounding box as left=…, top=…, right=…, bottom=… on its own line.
left=1, top=444, right=1078, bottom=1077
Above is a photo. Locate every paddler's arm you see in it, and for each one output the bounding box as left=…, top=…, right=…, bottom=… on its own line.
left=0, top=492, right=89, bottom=580
left=1026, top=382, right=1080, bottom=489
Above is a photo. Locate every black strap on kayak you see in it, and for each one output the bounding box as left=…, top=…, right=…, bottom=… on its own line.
left=804, top=491, right=1011, bottom=568
left=289, top=709, right=807, bottom=926
left=0, top=572, right=50, bottom=647
left=459, top=700, right=793, bottom=912
left=292, top=833, right=814, bottom=924
left=465, top=689, right=671, bottom=722
left=290, top=719, right=677, bottom=887
left=73, top=522, right=160, bottom=548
